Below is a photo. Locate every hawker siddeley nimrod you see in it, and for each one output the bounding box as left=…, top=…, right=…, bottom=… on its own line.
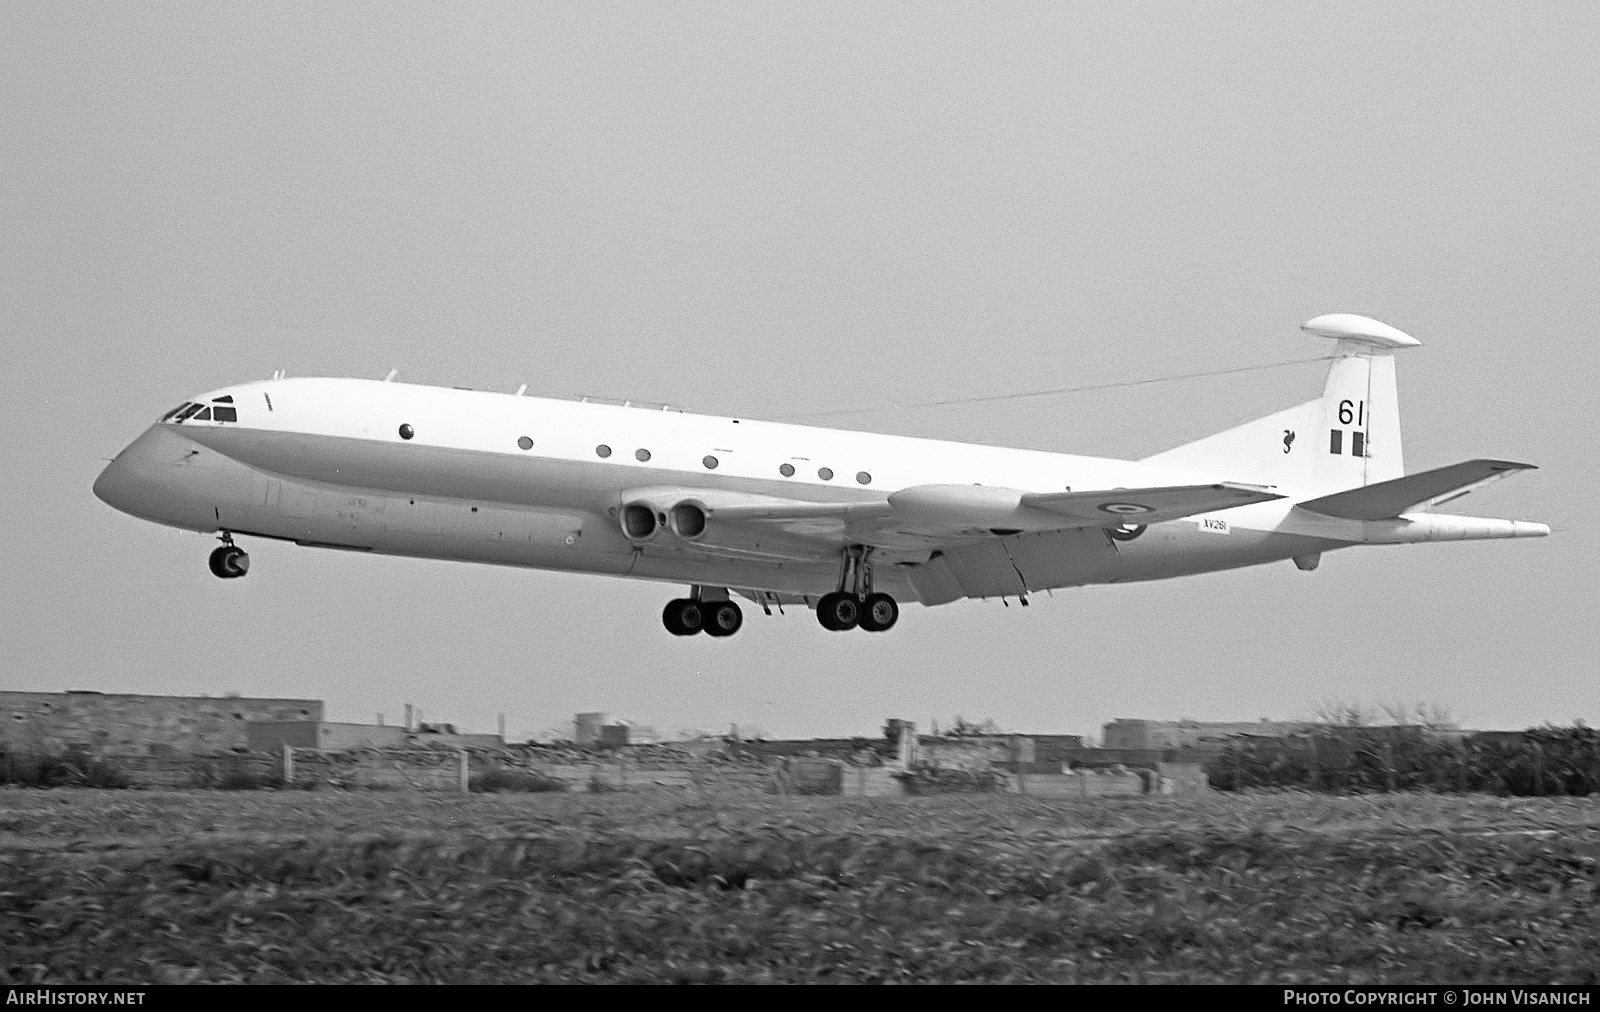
left=95, top=314, right=1546, bottom=637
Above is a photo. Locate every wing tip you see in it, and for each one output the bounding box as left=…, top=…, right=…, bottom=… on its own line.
left=1465, top=457, right=1538, bottom=472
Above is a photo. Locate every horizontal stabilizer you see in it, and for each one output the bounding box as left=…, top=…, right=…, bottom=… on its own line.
left=1019, top=482, right=1283, bottom=525
left=1297, top=459, right=1537, bottom=520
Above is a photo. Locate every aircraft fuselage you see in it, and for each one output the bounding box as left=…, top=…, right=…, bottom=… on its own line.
left=95, top=379, right=1326, bottom=596
left=94, top=333, right=1547, bottom=638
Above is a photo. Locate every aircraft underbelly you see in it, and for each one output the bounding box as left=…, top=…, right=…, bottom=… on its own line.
left=1105, top=522, right=1334, bottom=582
left=253, top=484, right=605, bottom=569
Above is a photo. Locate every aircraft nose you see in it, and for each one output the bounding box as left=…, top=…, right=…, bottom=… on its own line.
left=92, top=455, right=134, bottom=513
left=95, top=429, right=168, bottom=520
left=93, top=425, right=209, bottom=525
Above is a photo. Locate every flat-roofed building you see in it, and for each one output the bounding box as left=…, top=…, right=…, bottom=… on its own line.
left=1, top=690, right=323, bottom=755
left=246, top=721, right=503, bottom=752
left=1102, top=718, right=1312, bottom=751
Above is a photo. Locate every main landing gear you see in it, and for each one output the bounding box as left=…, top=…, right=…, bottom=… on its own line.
left=817, top=545, right=899, bottom=633
left=207, top=533, right=249, bottom=579
left=662, top=592, right=743, bottom=638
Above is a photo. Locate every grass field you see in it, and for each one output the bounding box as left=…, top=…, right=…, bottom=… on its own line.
left=4, top=788, right=1600, bottom=984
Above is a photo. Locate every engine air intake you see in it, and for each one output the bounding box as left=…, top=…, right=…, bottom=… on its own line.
left=671, top=502, right=707, bottom=539
left=621, top=502, right=658, bottom=540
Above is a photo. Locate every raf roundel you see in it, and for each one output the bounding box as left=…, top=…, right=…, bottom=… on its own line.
left=1097, top=501, right=1154, bottom=515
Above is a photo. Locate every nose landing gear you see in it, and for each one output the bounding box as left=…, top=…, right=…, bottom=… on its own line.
left=208, top=534, right=249, bottom=579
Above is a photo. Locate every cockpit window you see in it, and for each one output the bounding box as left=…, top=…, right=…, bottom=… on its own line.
left=164, top=398, right=240, bottom=423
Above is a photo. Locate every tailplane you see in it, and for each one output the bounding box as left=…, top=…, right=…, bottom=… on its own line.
left=1143, top=314, right=1419, bottom=496
left=1298, top=458, right=1536, bottom=520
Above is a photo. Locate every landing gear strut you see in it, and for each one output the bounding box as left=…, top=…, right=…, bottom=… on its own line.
left=816, top=545, right=899, bottom=633
left=208, top=534, right=249, bottom=579
left=662, top=589, right=743, bottom=637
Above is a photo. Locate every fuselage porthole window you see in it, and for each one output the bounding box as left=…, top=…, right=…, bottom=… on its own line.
left=517, top=436, right=533, bottom=451
left=596, top=444, right=612, bottom=458
left=818, top=467, right=833, bottom=481
left=398, top=423, right=415, bottom=440
left=635, top=448, right=651, bottom=462
left=213, top=406, right=238, bottom=423
left=856, top=471, right=871, bottom=485
left=779, top=463, right=795, bottom=477
left=703, top=455, right=718, bottom=469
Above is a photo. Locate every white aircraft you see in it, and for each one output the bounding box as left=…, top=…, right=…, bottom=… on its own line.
left=95, top=314, right=1547, bottom=637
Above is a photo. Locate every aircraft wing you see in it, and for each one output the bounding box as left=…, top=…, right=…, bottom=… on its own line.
left=628, top=480, right=1285, bottom=602
left=682, top=480, right=1282, bottom=555
left=706, top=481, right=1279, bottom=532
left=707, top=499, right=893, bottom=523
left=1297, top=459, right=1537, bottom=520
left=1017, top=482, right=1282, bottom=525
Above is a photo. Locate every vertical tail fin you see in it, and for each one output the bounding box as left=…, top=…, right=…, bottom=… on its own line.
left=1142, top=314, right=1419, bottom=496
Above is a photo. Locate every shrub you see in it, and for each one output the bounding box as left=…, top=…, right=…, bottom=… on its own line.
left=216, top=767, right=280, bottom=790
left=472, top=768, right=568, bottom=793
left=1206, top=724, right=1600, bottom=796
left=0, top=748, right=132, bottom=789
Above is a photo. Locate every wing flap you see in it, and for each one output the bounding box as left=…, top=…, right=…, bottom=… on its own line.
left=1298, top=459, right=1536, bottom=521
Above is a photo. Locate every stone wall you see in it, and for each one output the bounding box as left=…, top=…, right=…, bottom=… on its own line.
left=1014, top=769, right=1149, bottom=798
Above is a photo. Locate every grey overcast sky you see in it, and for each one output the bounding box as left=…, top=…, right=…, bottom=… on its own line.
left=2, top=3, right=1593, bottom=742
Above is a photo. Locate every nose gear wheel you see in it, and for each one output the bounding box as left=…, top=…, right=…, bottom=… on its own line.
left=208, top=544, right=249, bottom=579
